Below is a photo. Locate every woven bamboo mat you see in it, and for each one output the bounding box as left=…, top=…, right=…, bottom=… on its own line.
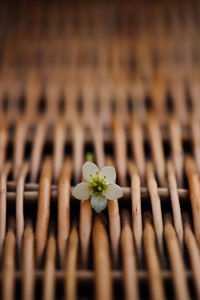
left=0, top=0, right=200, bottom=299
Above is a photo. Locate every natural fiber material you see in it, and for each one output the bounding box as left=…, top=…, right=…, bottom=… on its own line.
left=0, top=0, right=200, bottom=299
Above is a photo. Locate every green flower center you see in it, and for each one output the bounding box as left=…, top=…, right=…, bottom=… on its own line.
left=88, top=175, right=108, bottom=196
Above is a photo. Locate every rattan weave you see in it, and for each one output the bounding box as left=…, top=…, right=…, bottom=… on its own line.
left=0, top=0, right=200, bottom=299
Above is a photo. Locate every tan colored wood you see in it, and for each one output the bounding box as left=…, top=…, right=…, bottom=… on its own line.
left=13, top=117, right=28, bottom=180
left=144, top=215, right=166, bottom=300
left=91, top=123, right=105, bottom=169
left=167, top=160, right=183, bottom=246
left=53, top=117, right=66, bottom=181
left=73, top=122, right=84, bottom=184
left=164, top=216, right=190, bottom=300
left=30, top=118, right=47, bottom=182
left=16, top=162, right=29, bottom=252
left=190, top=117, right=200, bottom=174
left=43, top=234, right=56, bottom=300
left=35, top=157, right=52, bottom=266
left=0, top=163, right=11, bottom=255
left=25, top=70, right=41, bottom=124
left=22, top=224, right=35, bottom=300
left=2, top=226, right=15, bottom=300
left=113, top=115, right=127, bottom=186
left=58, top=159, right=72, bottom=266
left=65, top=227, right=79, bottom=300
left=146, top=161, right=164, bottom=261
left=169, top=80, right=188, bottom=126
left=121, top=210, right=139, bottom=300
left=150, top=75, right=167, bottom=125
left=93, top=216, right=113, bottom=300
left=128, top=162, right=142, bottom=261
left=79, top=199, right=92, bottom=268
left=184, top=216, right=200, bottom=299
left=106, top=157, right=121, bottom=268
left=130, top=118, right=146, bottom=183
left=185, top=156, right=200, bottom=247
left=169, top=116, right=183, bottom=187
left=0, top=120, right=8, bottom=172
left=147, top=112, right=166, bottom=186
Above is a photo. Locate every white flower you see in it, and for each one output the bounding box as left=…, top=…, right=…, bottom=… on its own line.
left=72, top=161, right=123, bottom=213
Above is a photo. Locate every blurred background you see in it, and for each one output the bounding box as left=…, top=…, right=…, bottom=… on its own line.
left=0, top=0, right=200, bottom=126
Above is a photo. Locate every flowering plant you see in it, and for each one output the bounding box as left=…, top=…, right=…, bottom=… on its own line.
left=72, top=161, right=123, bottom=213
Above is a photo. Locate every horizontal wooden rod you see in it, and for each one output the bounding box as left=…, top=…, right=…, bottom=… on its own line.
left=5, top=186, right=189, bottom=203
left=0, top=270, right=193, bottom=282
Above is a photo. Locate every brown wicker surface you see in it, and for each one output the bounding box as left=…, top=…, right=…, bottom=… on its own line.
left=0, top=0, right=200, bottom=299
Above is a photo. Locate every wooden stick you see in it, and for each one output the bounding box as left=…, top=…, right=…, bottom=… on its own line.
left=30, top=118, right=47, bottom=182
left=65, top=226, right=79, bottom=300
left=0, top=119, right=8, bottom=172
left=113, top=114, right=127, bottom=186
left=35, top=157, right=52, bottom=266
left=93, top=216, right=113, bottom=300
left=46, top=76, right=60, bottom=124
left=1, top=185, right=190, bottom=204
left=147, top=112, right=166, bottom=186
left=185, top=156, right=200, bottom=247
left=169, top=80, right=188, bottom=126
left=91, top=122, right=105, bottom=169
left=72, top=121, right=84, bottom=184
left=0, top=268, right=195, bottom=282
left=128, top=161, right=142, bottom=262
left=53, top=117, right=66, bottom=182
left=107, top=199, right=121, bottom=268
left=2, top=225, right=15, bottom=300
left=82, top=83, right=96, bottom=128
left=150, top=75, right=167, bottom=126
left=22, top=223, right=35, bottom=300
left=169, top=115, right=183, bottom=187
left=144, top=214, right=166, bottom=300
left=121, top=210, right=139, bottom=300
left=106, top=157, right=121, bottom=268
left=0, top=162, right=11, bottom=256
left=13, top=117, right=28, bottom=180
left=58, top=159, right=72, bottom=267
left=64, top=79, right=79, bottom=127
left=190, top=116, right=200, bottom=174
left=167, top=160, right=183, bottom=246
left=43, top=234, right=56, bottom=300
left=79, top=199, right=92, bottom=268
left=189, top=81, right=200, bottom=121
left=184, top=215, right=200, bottom=299
left=99, top=85, right=112, bottom=128
left=130, top=118, right=146, bottom=184
left=146, top=161, right=164, bottom=264
left=16, top=162, right=29, bottom=254
left=164, top=215, right=190, bottom=300
left=115, top=85, right=129, bottom=128
left=74, top=103, right=92, bottom=268
left=130, top=79, right=146, bottom=123
left=78, top=122, right=93, bottom=269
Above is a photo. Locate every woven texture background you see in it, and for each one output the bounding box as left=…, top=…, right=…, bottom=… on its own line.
left=0, top=0, right=200, bottom=299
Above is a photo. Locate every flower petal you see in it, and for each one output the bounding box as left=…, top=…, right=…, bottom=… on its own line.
left=99, top=166, right=116, bottom=184
left=90, top=195, right=107, bottom=213
left=82, top=161, right=99, bottom=181
left=104, top=183, right=123, bottom=200
left=72, top=182, right=91, bottom=200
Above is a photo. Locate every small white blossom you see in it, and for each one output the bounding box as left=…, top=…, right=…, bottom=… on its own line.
left=72, top=161, right=123, bottom=213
